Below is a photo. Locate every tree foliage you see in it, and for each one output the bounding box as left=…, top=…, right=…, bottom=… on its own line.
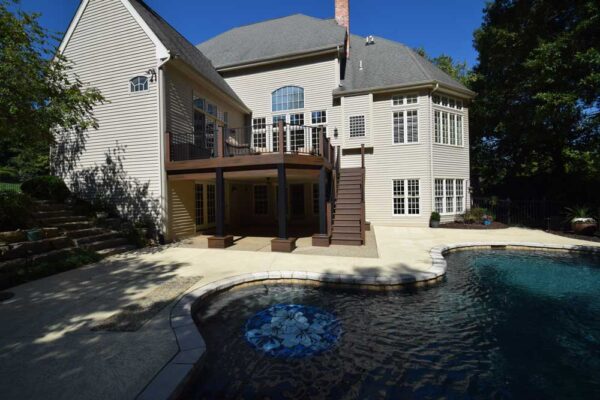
left=0, top=0, right=103, bottom=180
left=470, top=0, right=600, bottom=203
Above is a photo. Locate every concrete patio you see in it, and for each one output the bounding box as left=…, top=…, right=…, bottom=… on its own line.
left=0, top=226, right=598, bottom=400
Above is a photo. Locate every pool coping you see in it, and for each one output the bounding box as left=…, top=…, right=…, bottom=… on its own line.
left=136, top=241, right=600, bottom=400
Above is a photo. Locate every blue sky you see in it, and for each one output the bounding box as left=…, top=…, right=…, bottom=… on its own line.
left=15, top=0, right=488, bottom=67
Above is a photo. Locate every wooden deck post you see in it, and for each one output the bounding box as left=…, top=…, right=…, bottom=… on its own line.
left=217, top=126, right=224, bottom=157
left=208, top=167, right=233, bottom=248
left=273, top=164, right=298, bottom=252
left=318, top=166, right=327, bottom=234
left=319, top=126, right=325, bottom=157
left=361, top=143, right=365, bottom=169
left=278, top=120, right=284, bottom=154
left=165, top=131, right=172, bottom=162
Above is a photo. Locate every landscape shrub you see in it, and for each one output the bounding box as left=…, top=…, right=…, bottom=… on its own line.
left=0, top=167, right=19, bottom=183
left=462, top=207, right=486, bottom=224
left=20, top=176, right=70, bottom=202
left=0, top=191, right=34, bottom=231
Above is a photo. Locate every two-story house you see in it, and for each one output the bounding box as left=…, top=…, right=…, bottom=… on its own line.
left=57, top=0, right=475, bottom=251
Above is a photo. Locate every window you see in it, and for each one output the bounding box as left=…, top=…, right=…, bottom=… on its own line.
left=393, top=109, right=419, bottom=144
left=253, top=185, right=268, bottom=215
left=207, top=184, right=215, bottom=224
left=445, top=180, right=454, bottom=213
left=312, top=183, right=319, bottom=214
left=456, top=179, right=464, bottom=213
left=457, top=115, right=463, bottom=146
left=207, top=103, right=218, bottom=117
left=433, top=94, right=464, bottom=110
left=434, top=179, right=465, bottom=214
left=392, top=94, right=417, bottom=106
left=311, top=111, right=327, bottom=152
left=393, top=179, right=420, bottom=215
left=272, top=115, right=286, bottom=151
left=130, top=76, right=148, bottom=92
left=434, top=110, right=464, bottom=146
left=289, top=113, right=305, bottom=151
left=349, top=115, right=365, bottom=137
left=195, top=184, right=204, bottom=225
left=252, top=118, right=267, bottom=149
left=272, top=86, right=304, bottom=112
left=449, top=114, right=456, bottom=145
left=434, top=111, right=441, bottom=143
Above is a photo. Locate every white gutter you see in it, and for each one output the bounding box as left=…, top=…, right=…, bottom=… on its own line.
left=157, top=54, right=171, bottom=241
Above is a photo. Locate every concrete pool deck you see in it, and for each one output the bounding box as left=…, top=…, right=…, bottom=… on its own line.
left=0, top=226, right=599, bottom=400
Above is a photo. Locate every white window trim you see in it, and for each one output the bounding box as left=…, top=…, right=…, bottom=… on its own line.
left=391, top=94, right=419, bottom=107
left=433, top=178, right=466, bottom=215
left=271, top=86, right=305, bottom=113
left=129, top=75, right=150, bottom=95
left=348, top=114, right=367, bottom=138
left=432, top=107, right=465, bottom=148
left=392, top=178, right=421, bottom=217
left=391, top=109, right=420, bottom=145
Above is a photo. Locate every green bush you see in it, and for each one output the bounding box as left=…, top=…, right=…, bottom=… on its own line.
left=0, top=191, right=34, bottom=231
left=0, top=167, right=19, bottom=183
left=20, top=176, right=70, bottom=202
left=430, top=211, right=441, bottom=222
left=462, top=207, right=486, bottom=224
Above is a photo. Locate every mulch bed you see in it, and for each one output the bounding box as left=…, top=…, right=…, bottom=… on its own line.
left=438, top=221, right=509, bottom=230
left=546, top=230, right=600, bottom=243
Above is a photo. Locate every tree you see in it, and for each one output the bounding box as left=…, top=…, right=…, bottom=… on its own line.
left=470, top=0, right=600, bottom=204
left=414, top=47, right=475, bottom=88
left=0, top=0, right=103, bottom=180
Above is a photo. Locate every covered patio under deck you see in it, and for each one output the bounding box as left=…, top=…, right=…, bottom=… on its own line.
left=165, top=122, right=339, bottom=252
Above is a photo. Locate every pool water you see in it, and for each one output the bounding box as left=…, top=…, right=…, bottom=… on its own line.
left=190, top=250, right=600, bottom=399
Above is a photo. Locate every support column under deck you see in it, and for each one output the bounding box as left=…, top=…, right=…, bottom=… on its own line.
left=208, top=167, right=233, bottom=249
left=312, top=166, right=330, bottom=247
left=272, top=164, right=297, bottom=252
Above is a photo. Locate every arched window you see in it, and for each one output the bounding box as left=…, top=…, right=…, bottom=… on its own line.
left=272, top=86, right=304, bottom=112
left=130, top=76, right=149, bottom=92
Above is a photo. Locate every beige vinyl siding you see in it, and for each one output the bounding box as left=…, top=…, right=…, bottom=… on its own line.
left=168, top=181, right=195, bottom=239
left=61, top=0, right=162, bottom=200
left=222, top=56, right=338, bottom=130
left=355, top=92, right=433, bottom=226
left=166, top=64, right=247, bottom=135
left=432, top=104, right=470, bottom=222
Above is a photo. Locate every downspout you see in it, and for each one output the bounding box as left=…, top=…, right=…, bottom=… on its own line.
left=157, top=54, right=171, bottom=242
left=429, top=82, right=439, bottom=216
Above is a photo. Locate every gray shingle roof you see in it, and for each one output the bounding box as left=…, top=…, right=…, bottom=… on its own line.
left=129, top=0, right=246, bottom=107
left=336, top=35, right=472, bottom=95
left=196, top=14, right=347, bottom=69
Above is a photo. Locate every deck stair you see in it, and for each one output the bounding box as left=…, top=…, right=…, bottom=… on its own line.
left=331, top=167, right=366, bottom=246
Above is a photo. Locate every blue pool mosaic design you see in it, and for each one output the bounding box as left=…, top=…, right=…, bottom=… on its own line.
left=244, top=304, right=342, bottom=358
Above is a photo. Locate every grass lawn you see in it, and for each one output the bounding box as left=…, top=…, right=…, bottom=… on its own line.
left=0, top=182, right=21, bottom=192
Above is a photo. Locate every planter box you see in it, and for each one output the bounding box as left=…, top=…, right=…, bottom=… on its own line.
left=572, top=222, right=598, bottom=236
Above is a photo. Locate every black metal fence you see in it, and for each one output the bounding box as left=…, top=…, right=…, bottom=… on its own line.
left=470, top=197, right=570, bottom=230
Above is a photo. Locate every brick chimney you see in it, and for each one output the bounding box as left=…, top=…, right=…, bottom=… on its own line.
left=335, top=0, right=350, bottom=56
left=335, top=0, right=350, bottom=33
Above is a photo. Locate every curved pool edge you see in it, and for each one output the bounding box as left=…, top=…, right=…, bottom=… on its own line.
left=136, top=241, right=600, bottom=400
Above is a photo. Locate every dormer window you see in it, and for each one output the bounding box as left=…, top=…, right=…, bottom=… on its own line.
left=272, top=86, right=304, bottom=112
left=130, top=76, right=149, bottom=92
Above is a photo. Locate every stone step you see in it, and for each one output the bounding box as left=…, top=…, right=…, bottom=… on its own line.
left=0, top=247, right=77, bottom=273
left=66, top=227, right=108, bottom=239
left=40, top=215, right=89, bottom=226
left=34, top=202, right=70, bottom=212
left=55, top=221, right=94, bottom=231
left=75, top=231, right=122, bottom=245
left=97, top=245, right=136, bottom=258
left=0, top=236, right=74, bottom=261
left=33, top=210, right=74, bottom=218
left=82, top=237, right=129, bottom=252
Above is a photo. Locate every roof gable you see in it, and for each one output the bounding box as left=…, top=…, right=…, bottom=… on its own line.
left=197, top=14, right=347, bottom=69
left=128, top=0, right=246, bottom=107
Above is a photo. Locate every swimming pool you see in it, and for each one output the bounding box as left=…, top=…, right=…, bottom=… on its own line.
left=190, top=250, right=600, bottom=399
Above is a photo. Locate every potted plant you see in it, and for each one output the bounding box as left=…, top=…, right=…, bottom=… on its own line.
left=430, top=211, right=441, bottom=228
left=565, top=206, right=597, bottom=236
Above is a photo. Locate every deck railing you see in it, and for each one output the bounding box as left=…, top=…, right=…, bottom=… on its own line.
left=167, top=121, right=333, bottom=163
